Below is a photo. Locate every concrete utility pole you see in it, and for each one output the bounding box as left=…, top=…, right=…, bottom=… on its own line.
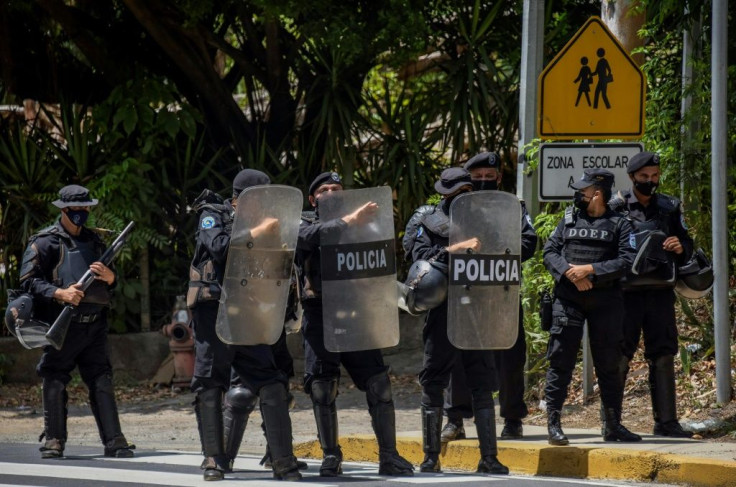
left=710, top=0, right=731, bottom=405
left=517, top=0, right=544, bottom=218
left=679, top=9, right=702, bottom=206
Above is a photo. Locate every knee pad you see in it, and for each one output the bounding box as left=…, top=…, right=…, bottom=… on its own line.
left=225, top=386, right=257, bottom=414
left=310, top=379, right=338, bottom=406
left=366, top=372, right=392, bottom=404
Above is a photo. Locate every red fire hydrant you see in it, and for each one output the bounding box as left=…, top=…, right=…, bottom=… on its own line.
left=161, top=296, right=194, bottom=390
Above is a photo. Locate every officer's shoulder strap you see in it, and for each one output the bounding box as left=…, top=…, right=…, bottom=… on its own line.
left=564, top=206, right=577, bottom=227
left=410, top=204, right=436, bottom=222
left=654, top=193, right=679, bottom=214
left=30, top=222, right=72, bottom=246
left=607, top=190, right=628, bottom=214
left=192, top=189, right=228, bottom=214
left=606, top=211, right=627, bottom=236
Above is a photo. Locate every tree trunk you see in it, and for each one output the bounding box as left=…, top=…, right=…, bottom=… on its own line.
left=122, top=0, right=256, bottom=153
left=140, top=245, right=150, bottom=332
left=601, top=0, right=646, bottom=66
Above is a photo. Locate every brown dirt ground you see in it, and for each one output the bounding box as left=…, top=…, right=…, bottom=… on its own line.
left=1, top=350, right=735, bottom=453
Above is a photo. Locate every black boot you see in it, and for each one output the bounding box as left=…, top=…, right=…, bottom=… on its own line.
left=420, top=406, right=443, bottom=472
left=650, top=355, right=693, bottom=438
left=601, top=356, right=630, bottom=435
left=310, top=379, right=342, bottom=477
left=260, top=382, right=301, bottom=481
left=500, top=419, right=523, bottom=440
left=366, top=373, right=414, bottom=476
left=547, top=410, right=569, bottom=446
left=602, top=407, right=642, bottom=442
left=260, top=428, right=309, bottom=470
left=223, top=386, right=256, bottom=472
left=39, top=379, right=67, bottom=459
left=196, top=388, right=228, bottom=481
left=474, top=407, right=509, bottom=475
left=89, top=374, right=135, bottom=458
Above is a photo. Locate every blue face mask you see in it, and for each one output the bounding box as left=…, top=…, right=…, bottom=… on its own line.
left=66, top=209, right=89, bottom=227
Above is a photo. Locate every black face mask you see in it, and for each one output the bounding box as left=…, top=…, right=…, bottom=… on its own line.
left=472, top=180, right=497, bottom=192
left=634, top=180, right=658, bottom=196
left=573, top=191, right=590, bottom=211
left=66, top=209, right=89, bottom=227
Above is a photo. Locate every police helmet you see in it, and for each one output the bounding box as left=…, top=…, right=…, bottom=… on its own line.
left=675, top=248, right=714, bottom=299
left=404, top=260, right=448, bottom=314
left=4, top=293, right=34, bottom=338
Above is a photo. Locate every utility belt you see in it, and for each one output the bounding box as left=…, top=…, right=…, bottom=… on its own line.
left=71, top=312, right=101, bottom=323
left=591, top=280, right=619, bottom=290
left=621, top=274, right=676, bottom=291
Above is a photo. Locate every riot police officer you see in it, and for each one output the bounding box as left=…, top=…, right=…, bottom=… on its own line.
left=440, top=153, right=538, bottom=442
left=295, top=171, right=414, bottom=477
left=609, top=152, right=694, bottom=437
left=188, top=169, right=301, bottom=481
left=542, top=169, right=640, bottom=445
left=19, top=185, right=134, bottom=459
left=412, top=167, right=508, bottom=475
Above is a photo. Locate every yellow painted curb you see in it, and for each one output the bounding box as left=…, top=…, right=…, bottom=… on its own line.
left=293, top=436, right=736, bottom=487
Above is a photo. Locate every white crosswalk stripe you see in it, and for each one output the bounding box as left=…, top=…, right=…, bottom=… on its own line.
left=0, top=459, right=332, bottom=487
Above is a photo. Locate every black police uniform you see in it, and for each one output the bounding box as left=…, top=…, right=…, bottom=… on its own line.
left=412, top=170, right=507, bottom=475
left=296, top=197, right=412, bottom=477
left=188, top=184, right=300, bottom=481
left=612, top=190, right=693, bottom=359
left=609, top=153, right=695, bottom=437
left=20, top=220, right=133, bottom=459
left=443, top=201, right=537, bottom=437
left=542, top=194, right=638, bottom=443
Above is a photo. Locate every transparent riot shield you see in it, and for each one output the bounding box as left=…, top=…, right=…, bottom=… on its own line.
left=216, top=185, right=302, bottom=345
left=319, top=186, right=399, bottom=352
left=447, top=191, right=521, bottom=350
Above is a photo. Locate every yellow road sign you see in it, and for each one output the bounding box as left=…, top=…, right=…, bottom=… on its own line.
left=538, top=16, right=646, bottom=139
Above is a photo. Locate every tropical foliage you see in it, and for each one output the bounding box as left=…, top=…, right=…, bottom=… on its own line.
left=0, top=0, right=733, bottom=400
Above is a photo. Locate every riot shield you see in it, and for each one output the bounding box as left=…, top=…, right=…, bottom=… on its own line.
left=319, top=186, right=399, bottom=352
left=447, top=191, right=521, bottom=350
left=216, top=185, right=302, bottom=345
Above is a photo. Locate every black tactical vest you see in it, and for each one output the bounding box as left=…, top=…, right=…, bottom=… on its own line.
left=421, top=204, right=450, bottom=239
left=56, top=236, right=111, bottom=307
left=610, top=190, right=676, bottom=238
left=186, top=197, right=232, bottom=308
left=610, top=190, right=678, bottom=289
left=562, top=208, right=622, bottom=265
left=402, top=204, right=435, bottom=259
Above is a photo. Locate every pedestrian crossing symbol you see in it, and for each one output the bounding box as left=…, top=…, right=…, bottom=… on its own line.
left=537, top=16, right=646, bottom=139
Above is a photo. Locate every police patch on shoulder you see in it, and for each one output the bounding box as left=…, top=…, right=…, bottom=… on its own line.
left=201, top=216, right=216, bottom=229
left=680, top=213, right=688, bottom=230
left=417, top=226, right=423, bottom=238
left=629, top=233, right=637, bottom=249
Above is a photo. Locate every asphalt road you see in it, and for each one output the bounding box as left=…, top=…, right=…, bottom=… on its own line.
left=0, top=442, right=680, bottom=487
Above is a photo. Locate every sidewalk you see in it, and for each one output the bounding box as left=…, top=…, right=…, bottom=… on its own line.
left=294, top=422, right=736, bottom=487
